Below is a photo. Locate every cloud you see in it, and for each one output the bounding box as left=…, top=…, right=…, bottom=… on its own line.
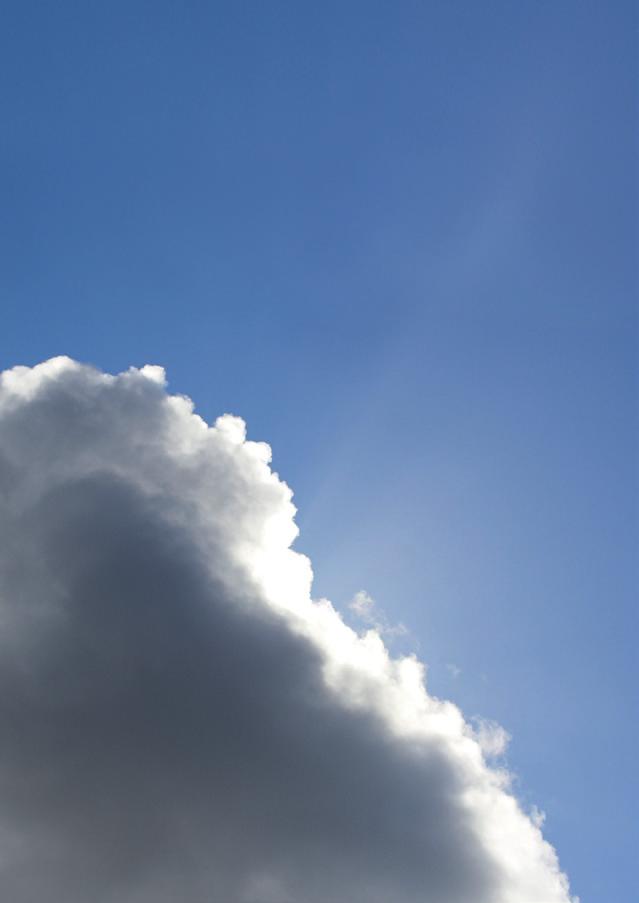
left=470, top=718, right=511, bottom=758
left=0, top=357, right=577, bottom=903
left=348, top=589, right=408, bottom=639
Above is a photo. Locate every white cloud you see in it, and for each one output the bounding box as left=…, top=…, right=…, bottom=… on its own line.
left=470, top=717, right=511, bottom=758
left=0, top=357, right=577, bottom=903
left=348, top=589, right=408, bottom=638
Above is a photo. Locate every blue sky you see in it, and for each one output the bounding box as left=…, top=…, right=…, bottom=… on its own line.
left=1, top=2, right=636, bottom=899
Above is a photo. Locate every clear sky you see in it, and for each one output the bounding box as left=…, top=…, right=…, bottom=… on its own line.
left=1, top=2, right=637, bottom=900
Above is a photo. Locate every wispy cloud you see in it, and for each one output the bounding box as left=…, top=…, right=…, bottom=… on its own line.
left=348, top=589, right=408, bottom=639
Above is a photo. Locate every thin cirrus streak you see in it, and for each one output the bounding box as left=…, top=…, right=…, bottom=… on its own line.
left=0, top=357, right=576, bottom=903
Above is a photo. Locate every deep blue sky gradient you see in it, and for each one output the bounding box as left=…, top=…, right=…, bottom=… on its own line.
left=2, top=3, right=637, bottom=900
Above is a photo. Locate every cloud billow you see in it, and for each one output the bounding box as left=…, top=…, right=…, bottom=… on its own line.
left=0, top=358, right=576, bottom=903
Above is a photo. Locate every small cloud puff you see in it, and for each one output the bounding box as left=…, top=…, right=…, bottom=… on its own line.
left=349, top=589, right=408, bottom=639
left=470, top=717, right=511, bottom=758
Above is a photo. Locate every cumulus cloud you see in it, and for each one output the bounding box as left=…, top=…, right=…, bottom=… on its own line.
left=0, top=357, right=576, bottom=903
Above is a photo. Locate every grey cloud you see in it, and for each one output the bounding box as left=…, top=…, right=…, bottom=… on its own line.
left=0, top=359, right=575, bottom=903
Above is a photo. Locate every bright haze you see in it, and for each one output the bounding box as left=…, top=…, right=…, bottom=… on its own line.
left=0, top=357, right=575, bottom=903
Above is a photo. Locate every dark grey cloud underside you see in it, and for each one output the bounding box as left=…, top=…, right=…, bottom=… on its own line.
left=0, top=473, right=496, bottom=903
